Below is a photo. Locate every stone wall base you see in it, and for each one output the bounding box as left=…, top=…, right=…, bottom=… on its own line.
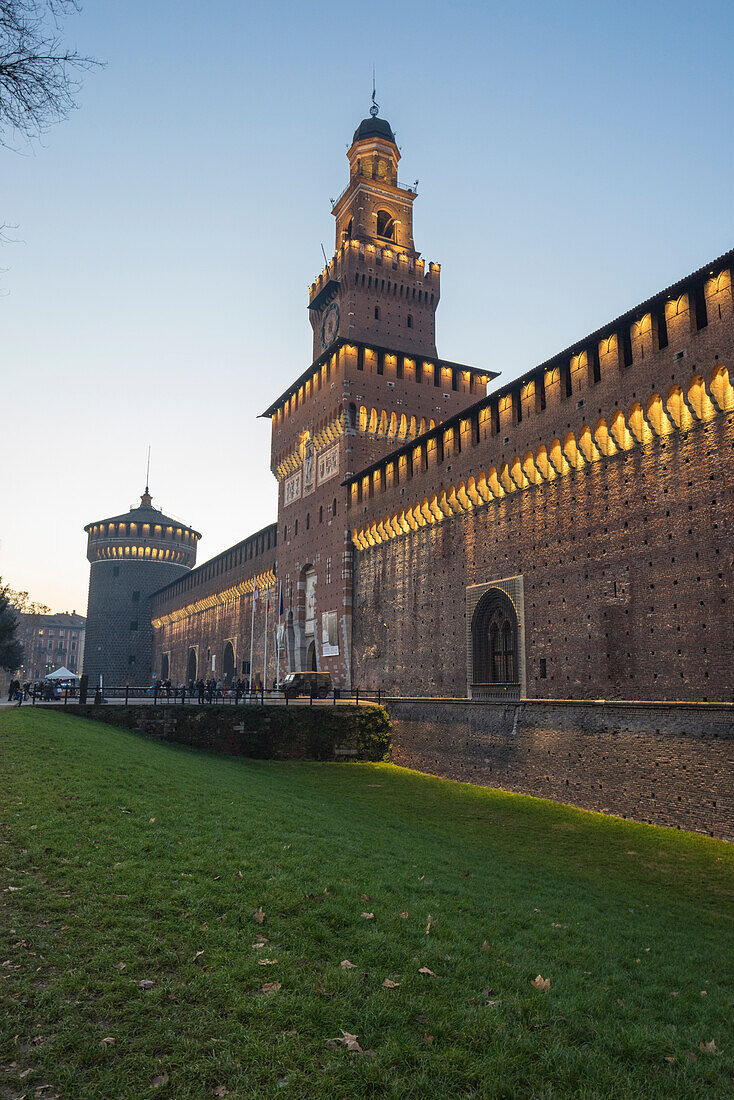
left=385, top=698, right=734, bottom=839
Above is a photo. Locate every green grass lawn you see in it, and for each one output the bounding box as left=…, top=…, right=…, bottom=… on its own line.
left=1, top=710, right=732, bottom=1099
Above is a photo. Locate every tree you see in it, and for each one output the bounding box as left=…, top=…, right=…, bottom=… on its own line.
left=0, top=1, right=99, bottom=147
left=0, top=580, right=23, bottom=672
left=6, top=587, right=50, bottom=614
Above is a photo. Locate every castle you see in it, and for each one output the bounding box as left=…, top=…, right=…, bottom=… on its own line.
left=86, top=108, right=734, bottom=702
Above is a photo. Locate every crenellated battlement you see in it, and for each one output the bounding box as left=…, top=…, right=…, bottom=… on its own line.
left=349, top=362, right=734, bottom=550
left=309, top=240, right=440, bottom=303
left=345, top=254, right=734, bottom=545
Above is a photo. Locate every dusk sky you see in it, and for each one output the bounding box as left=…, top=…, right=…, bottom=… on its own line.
left=2, top=0, right=732, bottom=612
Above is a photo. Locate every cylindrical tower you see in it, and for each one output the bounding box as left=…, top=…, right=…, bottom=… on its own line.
left=83, top=489, right=201, bottom=687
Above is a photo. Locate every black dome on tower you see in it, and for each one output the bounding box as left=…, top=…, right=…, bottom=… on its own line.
left=352, top=116, right=395, bottom=145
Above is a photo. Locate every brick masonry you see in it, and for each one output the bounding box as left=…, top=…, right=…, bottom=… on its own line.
left=386, top=698, right=734, bottom=839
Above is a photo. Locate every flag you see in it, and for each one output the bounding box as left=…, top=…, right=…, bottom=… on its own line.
left=266, top=581, right=270, bottom=613
left=253, top=582, right=259, bottom=609
left=279, top=583, right=284, bottom=616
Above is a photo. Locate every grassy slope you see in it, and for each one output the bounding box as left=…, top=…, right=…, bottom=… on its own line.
left=1, top=710, right=732, bottom=1100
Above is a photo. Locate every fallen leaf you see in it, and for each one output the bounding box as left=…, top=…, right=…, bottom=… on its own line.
left=115, top=962, right=126, bottom=970
left=664, top=1056, right=676, bottom=1063
left=382, top=978, right=400, bottom=988
left=700, top=990, right=707, bottom=996
left=100, top=1037, right=115, bottom=1048
left=400, top=911, right=409, bottom=919
left=425, top=914, right=433, bottom=935
left=138, top=979, right=155, bottom=990
left=699, top=1039, right=717, bottom=1054
left=212, top=1088, right=228, bottom=1097
left=258, top=958, right=277, bottom=965
left=360, top=894, right=370, bottom=902
left=531, top=975, right=551, bottom=992
left=234, top=870, right=243, bottom=879
left=252, top=938, right=268, bottom=949
left=314, top=980, right=334, bottom=997
left=481, top=940, right=490, bottom=951
left=151, top=1074, right=169, bottom=1088
left=418, top=875, right=425, bottom=881
left=260, top=981, right=281, bottom=994
left=340, top=960, right=357, bottom=969
left=423, top=1033, right=434, bottom=1045
left=338, top=1029, right=361, bottom=1052
left=685, top=1050, right=698, bottom=1062
left=149, top=817, right=156, bottom=823
left=361, top=912, right=374, bottom=920
left=418, top=967, right=436, bottom=976
left=253, top=907, right=265, bottom=924
left=193, top=950, right=204, bottom=961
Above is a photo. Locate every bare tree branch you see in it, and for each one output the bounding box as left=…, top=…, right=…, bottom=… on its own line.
left=0, top=1, right=101, bottom=147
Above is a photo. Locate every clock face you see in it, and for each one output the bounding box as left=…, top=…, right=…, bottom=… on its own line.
left=320, top=302, right=339, bottom=350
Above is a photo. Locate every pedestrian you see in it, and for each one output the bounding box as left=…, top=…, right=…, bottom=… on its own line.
left=197, top=678, right=205, bottom=705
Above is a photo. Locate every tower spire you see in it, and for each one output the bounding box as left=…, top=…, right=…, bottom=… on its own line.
left=141, top=446, right=152, bottom=508
left=370, top=67, right=379, bottom=117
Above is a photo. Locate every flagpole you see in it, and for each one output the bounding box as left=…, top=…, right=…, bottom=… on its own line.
left=248, top=583, right=257, bottom=695
left=263, top=580, right=270, bottom=696
left=276, top=580, right=283, bottom=685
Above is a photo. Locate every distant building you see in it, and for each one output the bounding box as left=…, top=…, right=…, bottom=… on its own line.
left=83, top=489, right=200, bottom=687
left=16, top=611, right=86, bottom=681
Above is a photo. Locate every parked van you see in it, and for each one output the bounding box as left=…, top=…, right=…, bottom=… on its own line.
left=280, top=671, right=332, bottom=699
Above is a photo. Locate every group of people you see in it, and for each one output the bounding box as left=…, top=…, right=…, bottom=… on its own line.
left=5, top=679, right=69, bottom=705
left=189, top=677, right=262, bottom=703
left=148, top=677, right=262, bottom=704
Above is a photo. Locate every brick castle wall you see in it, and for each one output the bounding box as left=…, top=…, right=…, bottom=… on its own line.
left=352, top=413, right=733, bottom=701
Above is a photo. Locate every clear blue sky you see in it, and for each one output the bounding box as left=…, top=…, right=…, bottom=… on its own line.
left=2, top=0, right=732, bottom=611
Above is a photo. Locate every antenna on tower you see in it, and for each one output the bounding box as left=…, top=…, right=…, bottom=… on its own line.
left=370, top=66, right=379, bottom=117
left=145, top=445, right=151, bottom=495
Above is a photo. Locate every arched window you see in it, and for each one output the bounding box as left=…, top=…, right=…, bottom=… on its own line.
left=342, top=217, right=353, bottom=243
left=407, top=314, right=413, bottom=328
left=471, top=589, right=520, bottom=688
left=376, top=210, right=395, bottom=240
left=348, top=402, right=357, bottom=428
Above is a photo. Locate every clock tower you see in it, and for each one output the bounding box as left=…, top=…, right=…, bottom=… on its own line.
left=263, top=107, right=491, bottom=689
left=308, top=108, right=440, bottom=361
